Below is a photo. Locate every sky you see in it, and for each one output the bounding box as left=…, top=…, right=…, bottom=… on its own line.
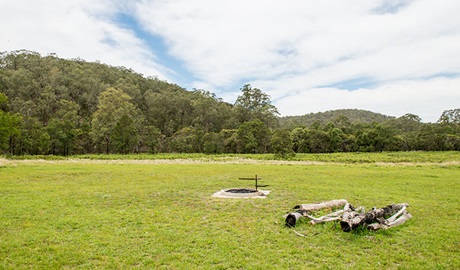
left=1, top=0, right=459, bottom=122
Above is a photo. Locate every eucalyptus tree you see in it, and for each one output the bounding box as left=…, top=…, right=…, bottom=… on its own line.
left=236, top=119, right=271, bottom=153
left=437, top=109, right=460, bottom=144
left=170, top=126, right=203, bottom=153
left=271, top=129, right=295, bottom=158
left=290, top=127, right=309, bottom=153
left=0, top=93, right=22, bottom=154
left=141, top=125, right=162, bottom=153
left=384, top=113, right=422, bottom=150
left=417, top=124, right=448, bottom=151
left=203, top=132, right=224, bottom=154
left=234, top=84, right=279, bottom=128
left=327, top=127, right=345, bottom=152
left=91, top=87, right=144, bottom=153
left=191, top=89, right=236, bottom=133
left=437, top=109, right=460, bottom=125
left=307, top=129, right=329, bottom=153
left=143, top=89, right=194, bottom=136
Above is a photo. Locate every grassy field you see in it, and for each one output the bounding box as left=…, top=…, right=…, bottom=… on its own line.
left=1, top=152, right=459, bottom=269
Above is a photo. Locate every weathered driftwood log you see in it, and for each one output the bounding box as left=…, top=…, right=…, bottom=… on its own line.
left=307, top=206, right=364, bottom=225
left=306, top=210, right=343, bottom=225
left=367, top=205, right=412, bottom=231
left=340, top=203, right=409, bottom=232
left=285, top=210, right=307, bottom=227
left=286, top=199, right=348, bottom=227
left=367, top=212, right=412, bottom=231
left=294, top=199, right=348, bottom=212
left=386, top=205, right=407, bottom=223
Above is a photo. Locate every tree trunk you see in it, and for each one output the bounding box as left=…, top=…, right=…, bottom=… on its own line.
left=286, top=199, right=348, bottom=227
left=294, top=199, right=348, bottom=212
left=367, top=205, right=412, bottom=231
left=340, top=203, right=409, bottom=232
left=285, top=211, right=305, bottom=227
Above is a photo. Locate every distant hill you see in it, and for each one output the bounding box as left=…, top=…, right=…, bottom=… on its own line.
left=279, top=109, right=395, bottom=129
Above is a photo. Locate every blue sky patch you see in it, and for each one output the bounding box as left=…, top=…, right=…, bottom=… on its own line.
left=114, top=13, right=196, bottom=87
left=324, top=77, right=375, bottom=91
left=372, top=0, right=411, bottom=15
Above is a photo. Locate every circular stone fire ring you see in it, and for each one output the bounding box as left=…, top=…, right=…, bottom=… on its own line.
left=212, top=188, right=270, bottom=198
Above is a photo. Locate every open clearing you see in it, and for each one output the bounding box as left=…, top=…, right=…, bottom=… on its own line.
left=1, top=153, right=459, bottom=269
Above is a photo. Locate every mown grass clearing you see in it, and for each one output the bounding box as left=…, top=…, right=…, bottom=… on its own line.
left=1, top=154, right=459, bottom=269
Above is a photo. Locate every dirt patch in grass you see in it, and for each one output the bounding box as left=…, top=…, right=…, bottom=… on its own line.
left=1, top=157, right=459, bottom=167
left=0, top=157, right=322, bottom=166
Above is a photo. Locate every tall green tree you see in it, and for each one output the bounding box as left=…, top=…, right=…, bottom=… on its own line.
left=307, top=129, right=329, bottom=153
left=112, top=114, right=139, bottom=154
left=91, top=87, right=143, bottom=153
left=327, top=127, right=345, bottom=152
left=202, top=132, right=224, bottom=154
left=141, top=125, right=162, bottom=153
left=0, top=94, right=22, bottom=154
left=236, top=119, right=271, bottom=154
left=417, top=124, right=448, bottom=151
left=271, top=129, right=295, bottom=159
left=46, top=100, right=80, bottom=155
left=38, top=132, right=51, bottom=155
left=290, top=127, right=309, bottom=153
left=143, top=89, right=194, bottom=136
left=437, top=109, right=460, bottom=125
left=170, top=127, right=202, bottom=153
left=191, top=89, right=236, bottom=133
left=437, top=109, right=460, bottom=143
left=234, top=84, right=279, bottom=128
left=220, top=129, right=238, bottom=153
left=386, top=113, right=422, bottom=150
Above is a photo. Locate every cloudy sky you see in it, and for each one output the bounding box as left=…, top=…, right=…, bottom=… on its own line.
left=1, top=0, right=459, bottom=122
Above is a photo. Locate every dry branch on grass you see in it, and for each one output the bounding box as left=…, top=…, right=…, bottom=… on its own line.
left=285, top=200, right=412, bottom=232
left=285, top=199, right=348, bottom=227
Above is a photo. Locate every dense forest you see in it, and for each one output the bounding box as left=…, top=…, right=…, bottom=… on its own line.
left=279, top=109, right=395, bottom=129
left=1, top=50, right=459, bottom=157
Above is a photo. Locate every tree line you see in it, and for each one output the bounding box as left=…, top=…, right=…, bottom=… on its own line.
left=1, top=50, right=459, bottom=157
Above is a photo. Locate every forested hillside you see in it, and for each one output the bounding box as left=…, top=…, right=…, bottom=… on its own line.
left=279, top=109, right=394, bottom=129
left=1, top=50, right=459, bottom=156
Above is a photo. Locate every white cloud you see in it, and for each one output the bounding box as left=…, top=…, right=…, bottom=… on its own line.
left=135, top=0, right=459, bottom=83
left=274, top=77, right=460, bottom=122
left=0, top=0, right=170, bottom=79
left=135, top=0, right=460, bottom=121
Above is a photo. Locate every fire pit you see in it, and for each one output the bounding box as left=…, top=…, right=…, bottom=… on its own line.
left=226, top=188, right=258, bottom=193
left=211, top=174, right=271, bottom=198
left=223, top=188, right=262, bottom=197
left=212, top=188, right=270, bottom=198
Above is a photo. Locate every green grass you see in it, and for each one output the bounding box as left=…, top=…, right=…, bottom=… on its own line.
left=1, top=154, right=459, bottom=269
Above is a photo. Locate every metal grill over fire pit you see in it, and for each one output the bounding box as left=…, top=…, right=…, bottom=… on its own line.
left=211, top=175, right=271, bottom=198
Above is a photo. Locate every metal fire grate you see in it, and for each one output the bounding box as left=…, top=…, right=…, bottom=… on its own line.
left=238, top=175, right=269, bottom=190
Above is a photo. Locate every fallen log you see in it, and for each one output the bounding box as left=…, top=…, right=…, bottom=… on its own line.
left=308, top=206, right=364, bottom=225
left=340, top=203, right=361, bottom=230
left=307, top=214, right=341, bottom=225
left=294, top=199, right=348, bottom=211
left=286, top=199, right=348, bottom=227
left=386, top=205, right=407, bottom=223
left=367, top=209, right=412, bottom=231
left=340, top=203, right=409, bottom=232
left=285, top=210, right=306, bottom=227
